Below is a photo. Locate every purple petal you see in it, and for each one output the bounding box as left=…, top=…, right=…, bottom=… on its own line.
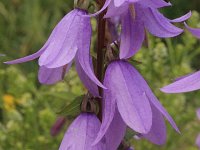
left=138, top=0, right=171, bottom=8
left=196, top=108, right=200, bottom=120
left=114, top=0, right=126, bottom=7
left=145, top=92, right=180, bottom=133
left=196, top=134, right=200, bottom=148
left=39, top=9, right=81, bottom=68
left=75, top=56, right=99, bottom=97
left=105, top=0, right=129, bottom=18
left=4, top=8, right=59, bottom=65
left=120, top=9, right=145, bottom=59
left=143, top=104, right=166, bottom=145
left=59, top=113, right=106, bottom=150
left=108, top=61, right=152, bottom=134
left=114, top=59, right=179, bottom=133
left=114, top=0, right=140, bottom=7
left=173, top=72, right=194, bottom=82
left=139, top=5, right=183, bottom=37
left=170, top=11, right=192, bottom=23
left=38, top=62, right=72, bottom=85
left=92, top=67, right=116, bottom=145
left=76, top=16, right=106, bottom=89
left=161, top=70, right=200, bottom=93
left=105, top=109, right=127, bottom=150
left=184, top=22, right=200, bottom=39
left=4, top=46, right=45, bottom=64
left=86, top=0, right=112, bottom=17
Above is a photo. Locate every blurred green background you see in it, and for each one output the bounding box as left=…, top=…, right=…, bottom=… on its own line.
left=0, top=0, right=200, bottom=150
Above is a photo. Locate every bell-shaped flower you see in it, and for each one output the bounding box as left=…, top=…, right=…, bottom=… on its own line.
left=93, top=60, right=179, bottom=146
left=4, top=9, right=105, bottom=96
left=59, top=113, right=106, bottom=150
left=116, top=4, right=185, bottom=59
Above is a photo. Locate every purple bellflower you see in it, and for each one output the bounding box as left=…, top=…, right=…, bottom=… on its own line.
left=105, top=2, right=191, bottom=59
left=59, top=113, right=106, bottom=150
left=93, top=60, right=179, bottom=147
left=4, top=9, right=105, bottom=96
left=4, top=0, right=199, bottom=148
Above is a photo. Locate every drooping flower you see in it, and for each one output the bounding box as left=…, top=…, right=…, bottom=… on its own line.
left=59, top=113, right=106, bottom=150
left=109, top=3, right=187, bottom=59
left=93, top=60, right=179, bottom=146
left=4, top=9, right=105, bottom=96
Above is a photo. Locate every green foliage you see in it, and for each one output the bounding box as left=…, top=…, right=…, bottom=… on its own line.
left=56, top=95, right=83, bottom=117
left=0, top=0, right=200, bottom=150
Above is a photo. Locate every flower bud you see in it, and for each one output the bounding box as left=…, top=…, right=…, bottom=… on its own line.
left=74, top=0, right=90, bottom=10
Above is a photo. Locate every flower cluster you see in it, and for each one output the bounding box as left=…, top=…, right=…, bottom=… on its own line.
left=5, top=0, right=200, bottom=149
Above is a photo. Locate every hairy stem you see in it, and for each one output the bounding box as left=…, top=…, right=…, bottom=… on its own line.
left=96, top=0, right=106, bottom=121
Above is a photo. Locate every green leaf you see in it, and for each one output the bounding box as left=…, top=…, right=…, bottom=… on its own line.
left=56, top=95, right=83, bottom=118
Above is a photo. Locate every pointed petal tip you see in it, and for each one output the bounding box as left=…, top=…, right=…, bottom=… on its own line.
left=184, top=22, right=200, bottom=39
left=159, top=87, right=172, bottom=93
left=4, top=60, right=23, bottom=65
left=177, top=129, right=181, bottom=134
left=4, top=61, right=11, bottom=65
left=170, top=11, right=192, bottom=23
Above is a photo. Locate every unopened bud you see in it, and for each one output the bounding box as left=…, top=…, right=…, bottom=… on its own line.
left=50, top=117, right=66, bottom=136
left=74, top=0, right=90, bottom=10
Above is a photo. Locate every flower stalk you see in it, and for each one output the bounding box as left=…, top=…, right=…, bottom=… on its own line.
left=96, top=0, right=107, bottom=121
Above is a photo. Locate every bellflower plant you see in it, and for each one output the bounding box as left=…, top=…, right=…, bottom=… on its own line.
left=4, top=0, right=200, bottom=149
left=59, top=113, right=106, bottom=150
left=93, top=60, right=179, bottom=147
left=4, top=8, right=105, bottom=95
